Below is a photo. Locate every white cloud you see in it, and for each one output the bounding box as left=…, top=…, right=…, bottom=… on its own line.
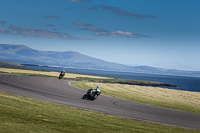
left=95, top=31, right=151, bottom=38
left=0, top=20, right=6, bottom=24
left=0, top=25, right=89, bottom=40
left=91, top=5, right=158, bottom=19
left=73, top=21, right=151, bottom=38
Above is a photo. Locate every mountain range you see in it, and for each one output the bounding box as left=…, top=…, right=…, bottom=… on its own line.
left=0, top=44, right=200, bottom=77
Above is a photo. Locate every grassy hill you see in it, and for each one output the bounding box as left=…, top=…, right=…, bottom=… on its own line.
left=1, top=91, right=199, bottom=133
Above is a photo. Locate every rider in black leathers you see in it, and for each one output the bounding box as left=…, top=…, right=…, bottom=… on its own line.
left=58, top=70, right=65, bottom=79
left=86, top=86, right=101, bottom=99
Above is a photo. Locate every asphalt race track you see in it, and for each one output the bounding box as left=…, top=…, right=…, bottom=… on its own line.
left=0, top=74, right=200, bottom=130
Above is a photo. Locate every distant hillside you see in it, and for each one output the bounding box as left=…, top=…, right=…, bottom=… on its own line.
left=0, top=44, right=130, bottom=70
left=0, top=44, right=200, bottom=77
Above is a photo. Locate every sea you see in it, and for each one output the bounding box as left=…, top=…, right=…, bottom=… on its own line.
left=25, top=65, right=200, bottom=92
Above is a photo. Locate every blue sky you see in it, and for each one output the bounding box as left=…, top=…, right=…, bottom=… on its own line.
left=0, top=0, right=200, bottom=71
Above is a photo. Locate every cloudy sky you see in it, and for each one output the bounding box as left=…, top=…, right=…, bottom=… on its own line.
left=0, top=0, right=200, bottom=71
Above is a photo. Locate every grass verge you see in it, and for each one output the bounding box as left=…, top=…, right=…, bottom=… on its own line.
left=0, top=67, right=174, bottom=87
left=0, top=68, right=111, bottom=79
left=71, top=82, right=200, bottom=114
left=0, top=91, right=199, bottom=133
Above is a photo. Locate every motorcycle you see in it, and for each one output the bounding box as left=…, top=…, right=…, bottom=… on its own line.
left=58, top=72, right=65, bottom=79
left=82, top=89, right=100, bottom=100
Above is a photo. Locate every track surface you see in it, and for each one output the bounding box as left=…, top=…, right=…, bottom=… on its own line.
left=0, top=74, right=200, bottom=130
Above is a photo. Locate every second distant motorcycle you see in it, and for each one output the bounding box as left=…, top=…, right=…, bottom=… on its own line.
left=58, top=70, right=65, bottom=79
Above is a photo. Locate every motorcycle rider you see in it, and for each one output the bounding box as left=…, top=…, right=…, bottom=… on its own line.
left=60, top=70, right=65, bottom=76
left=58, top=70, right=65, bottom=79
left=86, top=86, right=101, bottom=98
left=95, top=86, right=101, bottom=97
left=86, top=88, right=94, bottom=96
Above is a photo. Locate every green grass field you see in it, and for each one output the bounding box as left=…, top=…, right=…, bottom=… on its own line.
left=0, top=91, right=199, bottom=133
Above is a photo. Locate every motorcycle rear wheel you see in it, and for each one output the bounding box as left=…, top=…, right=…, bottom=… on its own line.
left=82, top=94, right=86, bottom=99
